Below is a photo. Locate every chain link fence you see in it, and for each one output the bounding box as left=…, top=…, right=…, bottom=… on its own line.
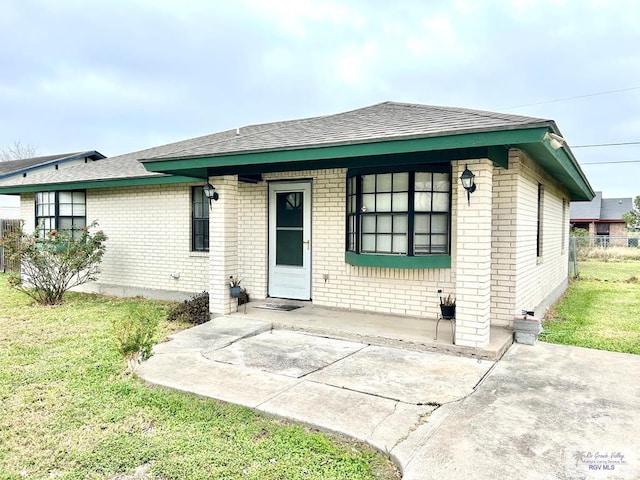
left=569, top=235, right=640, bottom=282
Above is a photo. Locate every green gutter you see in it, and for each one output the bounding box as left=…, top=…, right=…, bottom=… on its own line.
left=0, top=175, right=204, bottom=194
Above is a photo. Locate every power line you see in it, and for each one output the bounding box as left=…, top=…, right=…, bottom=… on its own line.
left=498, top=86, right=640, bottom=110
left=572, top=141, right=640, bottom=148
left=581, top=160, right=640, bottom=165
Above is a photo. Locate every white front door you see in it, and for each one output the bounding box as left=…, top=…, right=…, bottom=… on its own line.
left=268, top=181, right=312, bottom=300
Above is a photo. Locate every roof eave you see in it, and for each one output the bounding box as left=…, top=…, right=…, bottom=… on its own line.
left=141, top=125, right=594, bottom=201
left=0, top=174, right=204, bottom=194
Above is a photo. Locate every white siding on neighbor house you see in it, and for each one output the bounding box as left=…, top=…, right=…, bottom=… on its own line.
left=491, top=150, right=570, bottom=327
left=21, top=185, right=209, bottom=299
left=0, top=195, right=20, bottom=219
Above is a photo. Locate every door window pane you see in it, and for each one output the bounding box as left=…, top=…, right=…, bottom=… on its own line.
left=277, top=192, right=303, bottom=228
left=276, top=230, right=303, bottom=266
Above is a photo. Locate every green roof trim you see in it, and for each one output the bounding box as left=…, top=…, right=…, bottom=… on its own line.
left=345, top=251, right=451, bottom=269
left=140, top=125, right=593, bottom=201
left=142, top=128, right=543, bottom=175
left=0, top=174, right=204, bottom=194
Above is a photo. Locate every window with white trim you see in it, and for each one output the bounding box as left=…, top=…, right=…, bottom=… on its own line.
left=35, top=191, right=86, bottom=239
left=347, top=167, right=451, bottom=256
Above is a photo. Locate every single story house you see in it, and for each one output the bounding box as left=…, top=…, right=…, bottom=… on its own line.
left=0, top=102, right=594, bottom=349
left=570, top=191, right=633, bottom=238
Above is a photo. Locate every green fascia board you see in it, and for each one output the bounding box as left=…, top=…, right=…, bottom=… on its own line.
left=0, top=175, right=204, bottom=194
left=519, top=141, right=594, bottom=201
left=141, top=127, right=548, bottom=174
left=345, top=251, right=451, bottom=269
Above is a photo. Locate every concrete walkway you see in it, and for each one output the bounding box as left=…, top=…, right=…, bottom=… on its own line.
left=138, top=316, right=640, bottom=479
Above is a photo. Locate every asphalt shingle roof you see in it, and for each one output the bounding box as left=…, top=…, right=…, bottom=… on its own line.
left=142, top=101, right=553, bottom=160
left=0, top=102, right=554, bottom=188
left=570, top=192, right=633, bottom=221
left=0, top=152, right=83, bottom=175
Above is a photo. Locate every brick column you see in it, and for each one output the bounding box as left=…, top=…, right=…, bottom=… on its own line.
left=454, top=160, right=493, bottom=348
left=208, top=175, right=238, bottom=315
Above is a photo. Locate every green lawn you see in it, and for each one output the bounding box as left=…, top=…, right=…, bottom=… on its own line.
left=542, top=261, right=640, bottom=354
left=0, top=274, right=397, bottom=480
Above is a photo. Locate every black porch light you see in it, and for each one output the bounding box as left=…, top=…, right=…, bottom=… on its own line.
left=460, top=164, right=476, bottom=206
left=203, top=182, right=219, bottom=207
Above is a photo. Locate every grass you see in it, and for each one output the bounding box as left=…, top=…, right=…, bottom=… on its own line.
left=542, top=261, right=640, bottom=354
left=0, top=274, right=398, bottom=480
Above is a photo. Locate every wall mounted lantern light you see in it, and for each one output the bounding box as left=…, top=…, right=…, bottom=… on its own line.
left=203, top=182, right=219, bottom=208
left=460, top=164, right=476, bottom=206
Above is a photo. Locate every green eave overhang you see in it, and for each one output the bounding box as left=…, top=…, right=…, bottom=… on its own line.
left=141, top=126, right=594, bottom=201
left=0, top=174, right=204, bottom=195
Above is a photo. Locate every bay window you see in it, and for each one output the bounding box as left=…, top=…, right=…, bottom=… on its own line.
left=347, top=166, right=451, bottom=258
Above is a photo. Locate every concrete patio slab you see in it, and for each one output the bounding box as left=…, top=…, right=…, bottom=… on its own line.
left=401, top=343, right=640, bottom=480
left=155, top=316, right=271, bottom=353
left=137, top=351, right=300, bottom=409
left=307, top=345, right=493, bottom=404
left=138, top=316, right=640, bottom=479
left=258, top=381, right=436, bottom=453
left=203, top=330, right=366, bottom=378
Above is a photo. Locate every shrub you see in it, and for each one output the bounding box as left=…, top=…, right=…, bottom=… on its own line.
left=167, top=291, right=210, bottom=324
left=112, top=303, right=159, bottom=374
left=0, top=221, right=107, bottom=305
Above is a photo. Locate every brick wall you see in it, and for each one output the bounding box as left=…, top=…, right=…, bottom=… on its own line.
left=492, top=150, right=570, bottom=325
left=453, top=159, right=493, bottom=347
left=21, top=185, right=209, bottom=299
left=237, top=169, right=455, bottom=318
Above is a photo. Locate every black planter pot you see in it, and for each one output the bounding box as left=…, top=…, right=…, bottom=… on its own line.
left=440, top=304, right=456, bottom=319
left=230, top=286, right=242, bottom=298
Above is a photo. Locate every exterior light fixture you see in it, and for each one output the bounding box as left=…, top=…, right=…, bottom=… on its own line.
left=460, top=164, right=476, bottom=206
left=203, top=182, right=219, bottom=207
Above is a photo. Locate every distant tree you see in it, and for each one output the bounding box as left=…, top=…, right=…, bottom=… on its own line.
left=0, top=140, right=37, bottom=161
left=622, top=195, right=640, bottom=231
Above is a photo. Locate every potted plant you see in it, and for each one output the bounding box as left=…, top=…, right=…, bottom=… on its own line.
left=439, top=290, right=456, bottom=319
left=229, top=275, right=243, bottom=298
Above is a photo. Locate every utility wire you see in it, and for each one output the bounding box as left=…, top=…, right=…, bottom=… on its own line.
left=581, top=160, right=640, bottom=165
left=498, top=86, right=640, bottom=110
left=572, top=141, right=640, bottom=148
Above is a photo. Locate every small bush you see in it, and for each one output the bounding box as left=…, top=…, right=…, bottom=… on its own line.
left=112, top=303, right=159, bottom=374
left=1, top=221, right=107, bottom=305
left=167, top=291, right=210, bottom=324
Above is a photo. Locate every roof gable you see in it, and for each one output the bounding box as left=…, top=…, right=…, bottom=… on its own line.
left=570, top=191, right=633, bottom=222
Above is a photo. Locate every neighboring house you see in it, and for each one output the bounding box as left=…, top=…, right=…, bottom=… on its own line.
left=0, top=195, right=19, bottom=218
left=0, top=151, right=105, bottom=219
left=0, top=102, right=594, bottom=350
left=570, top=191, right=633, bottom=239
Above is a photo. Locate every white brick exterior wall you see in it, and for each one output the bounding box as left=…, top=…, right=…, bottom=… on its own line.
left=17, top=149, right=572, bottom=347
left=453, top=160, right=493, bottom=347
left=491, top=150, right=570, bottom=326
left=20, top=185, right=209, bottom=300
left=235, top=168, right=455, bottom=318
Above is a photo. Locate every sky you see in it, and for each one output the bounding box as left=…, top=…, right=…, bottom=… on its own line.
left=1, top=0, right=639, bottom=199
